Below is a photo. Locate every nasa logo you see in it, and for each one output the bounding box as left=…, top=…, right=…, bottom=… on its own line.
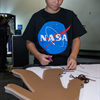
left=38, top=21, right=70, bottom=54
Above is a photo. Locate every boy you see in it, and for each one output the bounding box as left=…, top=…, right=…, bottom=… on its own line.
left=22, top=0, right=87, bottom=70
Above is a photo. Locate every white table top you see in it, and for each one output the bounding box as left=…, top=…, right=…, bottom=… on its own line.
left=26, top=64, right=100, bottom=100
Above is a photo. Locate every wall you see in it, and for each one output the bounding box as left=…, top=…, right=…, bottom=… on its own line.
left=0, top=0, right=100, bottom=50
left=0, top=0, right=46, bottom=32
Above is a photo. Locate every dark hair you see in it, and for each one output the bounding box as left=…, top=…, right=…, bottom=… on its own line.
left=0, top=16, right=5, bottom=23
left=5, top=16, right=11, bottom=19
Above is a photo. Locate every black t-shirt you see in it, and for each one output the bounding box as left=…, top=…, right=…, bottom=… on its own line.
left=22, top=8, right=87, bottom=63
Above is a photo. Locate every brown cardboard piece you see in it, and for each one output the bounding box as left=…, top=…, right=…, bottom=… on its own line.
left=4, top=68, right=83, bottom=100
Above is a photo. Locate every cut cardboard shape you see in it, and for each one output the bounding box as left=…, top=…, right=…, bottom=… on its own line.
left=4, top=69, right=83, bottom=100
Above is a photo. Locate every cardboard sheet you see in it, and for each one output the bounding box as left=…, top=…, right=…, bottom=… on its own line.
left=5, top=68, right=83, bottom=100
left=26, top=64, right=100, bottom=100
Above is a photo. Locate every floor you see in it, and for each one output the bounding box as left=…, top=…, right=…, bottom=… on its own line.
left=0, top=55, right=100, bottom=100
left=0, top=57, right=23, bottom=100
left=0, top=54, right=34, bottom=100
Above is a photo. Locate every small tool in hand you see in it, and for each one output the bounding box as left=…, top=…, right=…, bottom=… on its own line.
left=62, top=67, right=74, bottom=74
left=48, top=55, right=53, bottom=62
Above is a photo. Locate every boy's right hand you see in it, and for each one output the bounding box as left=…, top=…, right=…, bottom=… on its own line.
left=37, top=53, right=52, bottom=66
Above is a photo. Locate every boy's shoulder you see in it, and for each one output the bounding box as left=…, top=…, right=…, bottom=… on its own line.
left=61, top=8, right=74, bottom=14
left=61, top=8, right=76, bottom=19
left=31, top=9, right=44, bottom=17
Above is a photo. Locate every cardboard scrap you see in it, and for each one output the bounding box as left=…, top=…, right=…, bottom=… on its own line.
left=4, top=68, right=83, bottom=100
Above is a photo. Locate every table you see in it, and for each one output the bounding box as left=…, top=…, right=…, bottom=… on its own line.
left=26, top=64, right=100, bottom=100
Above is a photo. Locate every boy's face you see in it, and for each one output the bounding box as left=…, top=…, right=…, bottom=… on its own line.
left=45, top=0, right=63, bottom=13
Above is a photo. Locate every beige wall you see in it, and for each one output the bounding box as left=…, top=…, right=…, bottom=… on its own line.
left=0, top=0, right=100, bottom=50
left=0, top=0, right=46, bottom=32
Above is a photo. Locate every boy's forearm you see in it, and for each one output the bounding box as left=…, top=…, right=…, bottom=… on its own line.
left=26, top=40, right=41, bottom=59
left=70, top=37, right=80, bottom=59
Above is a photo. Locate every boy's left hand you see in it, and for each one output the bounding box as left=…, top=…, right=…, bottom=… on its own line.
left=66, top=56, right=77, bottom=70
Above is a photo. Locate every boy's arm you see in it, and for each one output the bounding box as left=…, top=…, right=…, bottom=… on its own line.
left=66, top=37, right=80, bottom=70
left=26, top=40, right=41, bottom=58
left=26, top=40, right=51, bottom=65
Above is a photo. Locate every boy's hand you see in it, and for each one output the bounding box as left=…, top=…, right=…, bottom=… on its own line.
left=38, top=53, right=52, bottom=66
left=66, top=56, right=77, bottom=70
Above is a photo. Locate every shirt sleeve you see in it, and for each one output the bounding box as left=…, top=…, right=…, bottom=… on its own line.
left=72, top=12, right=87, bottom=39
left=22, top=15, right=36, bottom=43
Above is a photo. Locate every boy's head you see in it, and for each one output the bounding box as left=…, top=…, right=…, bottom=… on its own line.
left=45, top=0, right=63, bottom=13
